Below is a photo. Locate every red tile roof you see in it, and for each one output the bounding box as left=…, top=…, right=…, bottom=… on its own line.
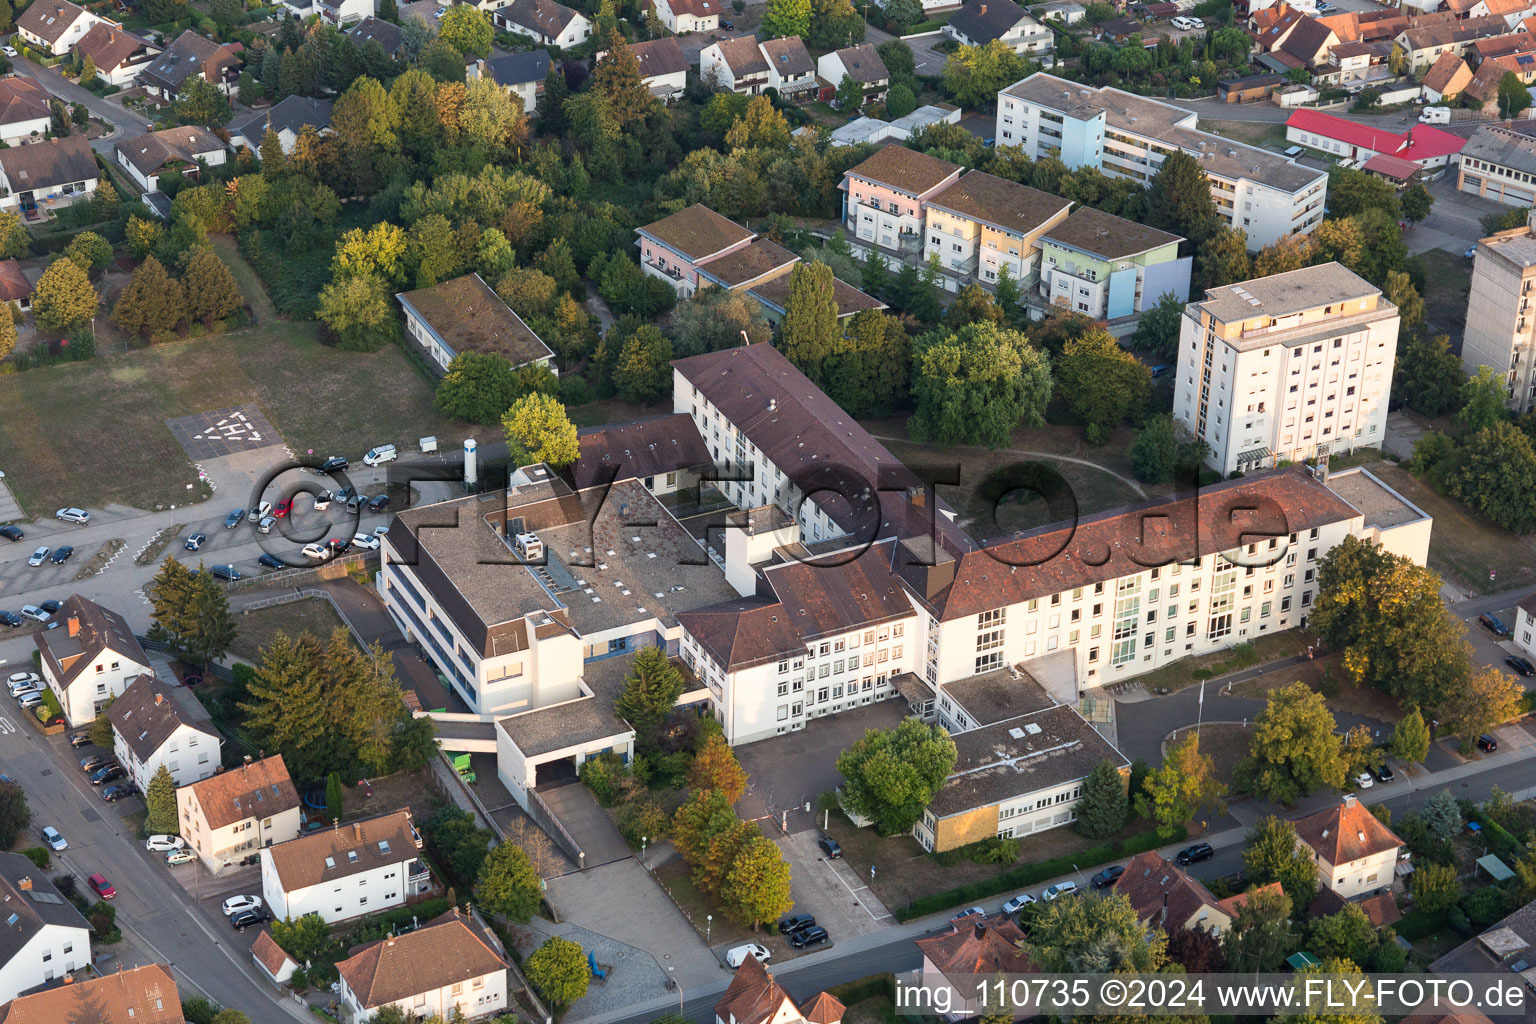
left=1112, top=851, right=1225, bottom=929
left=337, top=908, right=508, bottom=1010
left=714, top=954, right=798, bottom=1024
left=0, top=258, right=29, bottom=302
left=802, top=991, right=846, bottom=1024
left=181, top=753, right=298, bottom=830
left=1216, top=881, right=1284, bottom=918
left=1293, top=797, right=1403, bottom=865
left=915, top=916, right=1034, bottom=986
left=251, top=928, right=296, bottom=977
left=0, top=965, right=181, bottom=1024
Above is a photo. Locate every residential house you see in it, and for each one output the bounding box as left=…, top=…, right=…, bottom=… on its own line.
left=652, top=0, right=719, bottom=33
left=492, top=0, right=591, bottom=47
left=1093, top=15, right=1143, bottom=41
left=72, top=23, right=159, bottom=87
left=1463, top=51, right=1536, bottom=111
left=114, top=126, right=226, bottom=193
left=1275, top=13, right=1339, bottom=67
left=33, top=596, right=150, bottom=728
left=0, top=854, right=92, bottom=1003
left=1039, top=206, right=1189, bottom=319
left=337, top=907, right=510, bottom=1022
left=0, top=964, right=179, bottom=1024
left=1430, top=898, right=1536, bottom=980
left=275, top=0, right=375, bottom=26
left=347, top=15, right=404, bottom=55
left=0, top=135, right=98, bottom=217
left=175, top=754, right=302, bottom=871
left=139, top=30, right=240, bottom=101
left=1517, top=591, right=1536, bottom=659
left=1309, top=885, right=1402, bottom=926
left=1460, top=201, right=1536, bottom=412
left=635, top=203, right=758, bottom=296
left=106, top=673, right=220, bottom=791
left=396, top=272, right=556, bottom=374
left=921, top=170, right=1072, bottom=293
left=468, top=51, right=550, bottom=114
left=700, top=35, right=770, bottom=94
left=260, top=809, right=428, bottom=925
left=1396, top=15, right=1508, bottom=72
left=15, top=0, right=102, bottom=56
left=1468, top=29, right=1536, bottom=61
left=1421, top=51, right=1473, bottom=101
left=817, top=44, right=889, bottom=104
left=913, top=916, right=1034, bottom=1017
left=630, top=37, right=688, bottom=103
left=1319, top=40, right=1380, bottom=86
left=1112, top=851, right=1235, bottom=935
left=1468, top=0, right=1536, bottom=27
left=997, top=73, right=1328, bottom=249
left=0, top=77, right=52, bottom=145
left=228, top=95, right=333, bottom=154
left=0, top=260, right=30, bottom=312
left=840, top=144, right=962, bottom=263
left=714, top=955, right=844, bottom=1024
left=1293, top=794, right=1405, bottom=899
left=761, top=36, right=817, bottom=99
left=944, top=0, right=1053, bottom=54
left=1285, top=109, right=1466, bottom=172
left=250, top=930, right=298, bottom=987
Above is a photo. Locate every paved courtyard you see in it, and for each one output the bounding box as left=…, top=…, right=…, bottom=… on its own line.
left=776, top=827, right=894, bottom=942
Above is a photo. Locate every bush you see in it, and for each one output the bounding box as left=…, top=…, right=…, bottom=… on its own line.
left=827, top=975, right=896, bottom=1005
left=559, top=373, right=594, bottom=407
left=289, top=967, right=310, bottom=992
left=1448, top=905, right=1472, bottom=935
left=616, top=797, right=668, bottom=849
left=1393, top=908, right=1447, bottom=940
left=1464, top=886, right=1510, bottom=926
left=578, top=752, right=627, bottom=806
left=21, top=847, right=49, bottom=870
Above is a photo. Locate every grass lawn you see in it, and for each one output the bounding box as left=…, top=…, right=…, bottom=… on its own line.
left=1131, top=630, right=1314, bottom=694
left=1229, top=650, right=1406, bottom=723
left=1417, top=247, right=1474, bottom=345
left=1367, top=462, right=1536, bottom=595
left=1200, top=119, right=1288, bottom=148
left=229, top=597, right=348, bottom=662
left=843, top=996, right=899, bottom=1024
left=651, top=855, right=757, bottom=948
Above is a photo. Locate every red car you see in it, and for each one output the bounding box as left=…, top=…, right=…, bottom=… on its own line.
left=88, top=873, right=115, bottom=899
left=273, top=499, right=293, bottom=518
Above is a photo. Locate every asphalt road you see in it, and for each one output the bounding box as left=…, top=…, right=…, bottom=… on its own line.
left=11, top=56, right=149, bottom=156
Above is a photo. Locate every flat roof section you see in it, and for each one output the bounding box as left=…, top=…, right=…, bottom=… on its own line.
left=1196, top=262, right=1379, bottom=323
left=938, top=668, right=1058, bottom=727
left=1323, top=468, right=1429, bottom=531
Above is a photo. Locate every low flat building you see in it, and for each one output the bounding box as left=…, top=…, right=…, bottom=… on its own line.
left=818, top=44, right=889, bottom=104
left=260, top=808, right=428, bottom=925
left=0, top=854, right=92, bottom=1004
left=1293, top=794, right=1404, bottom=899
left=1458, top=123, right=1536, bottom=208
left=114, top=125, right=226, bottom=193
left=492, top=0, right=591, bottom=47
left=468, top=50, right=549, bottom=114
left=34, top=595, right=151, bottom=728
left=1284, top=109, right=1465, bottom=172
left=630, top=38, right=688, bottom=102
left=338, top=906, right=509, bottom=1021
left=0, top=77, right=52, bottom=145
left=1217, top=73, right=1284, bottom=103
left=0, top=963, right=180, bottom=1024
left=107, top=673, right=220, bottom=790
left=944, top=0, right=1052, bottom=54
left=1039, top=206, right=1189, bottom=319
left=176, top=754, right=301, bottom=871
left=396, top=272, right=556, bottom=375
left=229, top=95, right=333, bottom=154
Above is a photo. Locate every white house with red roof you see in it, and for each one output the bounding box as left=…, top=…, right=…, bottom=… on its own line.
left=1293, top=794, right=1406, bottom=899
left=1284, top=109, right=1465, bottom=172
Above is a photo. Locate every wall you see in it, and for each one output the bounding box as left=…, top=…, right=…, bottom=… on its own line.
left=263, top=857, right=409, bottom=925
left=0, top=924, right=92, bottom=1003
left=930, top=803, right=1000, bottom=852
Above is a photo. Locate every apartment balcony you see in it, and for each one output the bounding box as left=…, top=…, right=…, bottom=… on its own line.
left=642, top=258, right=684, bottom=281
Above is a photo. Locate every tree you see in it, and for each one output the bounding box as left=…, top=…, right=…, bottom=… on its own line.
left=1423, top=789, right=1463, bottom=841
left=613, top=324, right=673, bottom=405
left=1146, top=150, right=1217, bottom=246
left=0, top=211, right=28, bottom=259
left=835, top=73, right=864, bottom=114
left=821, top=308, right=910, bottom=418
left=1027, top=891, right=1165, bottom=973
left=89, top=701, right=115, bottom=749
left=49, top=97, right=69, bottom=137
left=438, top=3, right=492, bottom=56
left=317, top=272, right=397, bottom=352
left=0, top=779, right=29, bottom=849
left=1391, top=707, right=1431, bottom=763
left=0, top=303, right=14, bottom=361
left=125, top=216, right=162, bottom=260
left=861, top=248, right=890, bottom=298
left=1459, top=364, right=1510, bottom=433
left=1222, top=884, right=1294, bottom=973
left=689, top=733, right=749, bottom=803
left=145, top=764, right=178, bottom=834
left=64, top=232, right=112, bottom=277
left=1498, top=71, right=1532, bottom=118
left=810, top=0, right=863, bottom=47
left=878, top=38, right=917, bottom=85
left=436, top=352, right=523, bottom=423
left=1383, top=270, right=1424, bottom=334
left=33, top=256, right=97, bottom=333
left=670, top=287, right=773, bottom=357
left=1075, top=759, right=1129, bottom=839
left=1395, top=335, right=1464, bottom=417
left=613, top=645, right=684, bottom=730
left=526, top=937, right=589, bottom=1007
left=1235, top=681, right=1348, bottom=804
left=1057, top=329, right=1150, bottom=444
left=836, top=717, right=957, bottom=835
left=591, top=30, right=651, bottom=129
left=175, top=76, right=232, bottom=127
left=762, top=0, right=811, bottom=37
left=1410, top=860, right=1461, bottom=914
left=477, top=841, right=541, bottom=922
left=1241, top=815, right=1318, bottom=910
left=1327, top=167, right=1401, bottom=221
left=1195, top=226, right=1251, bottom=291
left=1129, top=414, right=1206, bottom=485
left=1137, top=731, right=1227, bottom=837
left=886, top=82, right=917, bottom=119
left=1401, top=182, right=1433, bottom=225
left=946, top=283, right=1001, bottom=330
left=780, top=261, right=839, bottom=378
left=1131, top=291, right=1184, bottom=361
left=909, top=322, right=1053, bottom=447
left=184, top=571, right=235, bottom=671
left=719, top=833, right=794, bottom=928
left=271, top=914, right=330, bottom=962
left=724, top=95, right=791, bottom=150
left=112, top=255, right=186, bottom=341
left=181, top=246, right=242, bottom=326
left=1308, top=904, right=1378, bottom=965
left=671, top=788, right=739, bottom=867
left=324, top=771, right=344, bottom=822
left=942, top=41, right=1029, bottom=109
left=1442, top=663, right=1525, bottom=748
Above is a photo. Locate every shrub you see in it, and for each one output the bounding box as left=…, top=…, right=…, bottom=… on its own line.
left=616, top=798, right=668, bottom=849
left=1394, top=907, right=1448, bottom=940
left=289, top=967, right=310, bottom=992
left=21, top=847, right=49, bottom=870
left=578, top=752, right=627, bottom=806
left=968, top=836, right=1018, bottom=865
left=1464, top=886, right=1510, bottom=926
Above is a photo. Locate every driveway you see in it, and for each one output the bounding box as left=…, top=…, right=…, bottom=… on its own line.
left=1409, top=175, right=1506, bottom=257
left=13, top=56, right=148, bottom=154
left=776, top=828, right=893, bottom=941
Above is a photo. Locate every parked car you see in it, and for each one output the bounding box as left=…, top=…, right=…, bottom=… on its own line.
left=1003, top=892, right=1037, bottom=914
left=1176, top=843, right=1214, bottom=865
left=27, top=546, right=49, bottom=567
left=0, top=526, right=20, bottom=542
left=20, top=605, right=49, bottom=622
left=224, top=507, right=245, bottom=529
left=8, top=678, right=41, bottom=698
left=1042, top=881, right=1079, bottom=901
left=335, top=486, right=358, bottom=504
left=345, top=495, right=367, bottom=514
left=367, top=494, right=390, bottom=512
left=319, top=456, right=349, bottom=473
left=725, top=943, right=770, bottom=968
left=221, top=894, right=263, bottom=916
left=1355, top=771, right=1374, bottom=789
left=1505, top=655, right=1535, bottom=677
left=67, top=730, right=92, bottom=748
left=1091, top=865, right=1126, bottom=889
left=351, top=533, right=381, bottom=551
left=184, top=533, right=207, bottom=551
left=0, top=612, right=20, bottom=628
left=777, top=913, right=815, bottom=936
left=257, top=516, right=276, bottom=535
left=80, top=754, right=112, bottom=773
left=7, top=671, right=38, bottom=687
left=373, top=525, right=390, bottom=538
left=790, top=925, right=830, bottom=950
left=229, top=907, right=271, bottom=930
left=86, top=873, right=116, bottom=899
left=326, top=538, right=351, bottom=556
left=1478, top=734, right=1499, bottom=752
left=274, top=499, right=293, bottom=518
left=312, top=491, right=332, bottom=511
left=146, top=835, right=185, bottom=853
left=1479, top=613, right=1511, bottom=637
left=817, top=836, right=842, bottom=859
left=1466, top=244, right=1480, bottom=259
left=16, top=692, right=41, bottom=710
left=40, top=826, right=66, bottom=851
left=56, top=508, right=90, bottom=524
left=953, top=907, right=985, bottom=921
left=89, top=764, right=125, bottom=786
left=102, top=785, right=133, bottom=802
left=210, top=564, right=241, bottom=581
left=166, top=848, right=196, bottom=866
left=248, top=501, right=273, bottom=523
left=258, top=553, right=285, bottom=570
left=1374, top=763, right=1395, bottom=784
left=39, top=600, right=60, bottom=615
left=301, top=543, right=329, bottom=561
left=1, top=45, right=16, bottom=57
left=362, top=444, right=398, bottom=466
left=50, top=546, right=72, bottom=564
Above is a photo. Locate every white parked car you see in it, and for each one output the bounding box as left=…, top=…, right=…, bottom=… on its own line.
left=1355, top=771, right=1374, bottom=789
left=373, top=525, right=390, bottom=538
left=311, top=491, right=332, bottom=511
left=41, top=826, right=66, bottom=851
left=725, top=943, right=770, bottom=968
left=221, top=894, right=263, bottom=916
left=301, top=543, right=330, bottom=561
left=1042, top=881, right=1079, bottom=901
left=7, top=671, right=38, bottom=686
left=7, top=678, right=41, bottom=697
left=55, top=508, right=90, bottom=524
left=27, top=546, right=49, bottom=566
left=145, top=834, right=185, bottom=853
left=1002, top=892, right=1037, bottom=914
left=362, top=444, right=398, bottom=466
left=2, top=45, right=17, bottom=57
left=351, top=533, right=381, bottom=551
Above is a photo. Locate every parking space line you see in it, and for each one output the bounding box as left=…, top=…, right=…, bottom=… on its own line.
left=818, top=857, right=893, bottom=923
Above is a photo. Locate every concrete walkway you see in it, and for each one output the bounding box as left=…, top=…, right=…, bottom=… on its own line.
left=537, top=779, right=633, bottom=868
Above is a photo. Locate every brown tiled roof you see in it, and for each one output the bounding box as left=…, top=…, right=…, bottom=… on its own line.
left=571, top=413, right=711, bottom=490
left=714, top=954, right=798, bottom=1024
left=0, top=258, right=29, bottom=302
left=338, top=908, right=508, bottom=1009
left=502, top=0, right=580, bottom=34
left=16, top=0, right=90, bottom=46
left=713, top=34, right=769, bottom=76
left=116, top=125, right=223, bottom=177
left=1278, top=15, right=1335, bottom=63
left=1402, top=15, right=1507, bottom=51
left=927, top=171, right=1070, bottom=238
left=698, top=238, right=798, bottom=287
left=1358, top=889, right=1402, bottom=927
left=1112, top=851, right=1225, bottom=929
left=75, top=22, right=154, bottom=72
left=0, top=76, right=50, bottom=127
left=640, top=203, right=754, bottom=261
left=106, top=673, right=216, bottom=763
left=182, top=754, right=299, bottom=830
left=631, top=36, right=689, bottom=78
left=831, top=43, right=888, bottom=83
left=1422, top=51, right=1471, bottom=93
left=1518, top=591, right=1536, bottom=617
left=1216, top=880, right=1284, bottom=918
left=142, top=29, right=237, bottom=91
left=747, top=272, right=885, bottom=318
left=667, top=0, right=720, bottom=17
left=1044, top=205, right=1182, bottom=259
left=1471, top=30, right=1536, bottom=58
left=34, top=594, right=148, bottom=690
left=1293, top=798, right=1403, bottom=865
left=0, top=964, right=181, bottom=1024
left=251, top=928, right=295, bottom=977
left=846, top=144, right=960, bottom=196
left=914, top=916, right=1033, bottom=987
left=678, top=596, right=805, bottom=671
left=0, top=134, right=98, bottom=195
left=802, top=992, right=845, bottom=1024
left=761, top=35, right=814, bottom=76
left=265, top=809, right=417, bottom=892
left=397, top=272, right=555, bottom=368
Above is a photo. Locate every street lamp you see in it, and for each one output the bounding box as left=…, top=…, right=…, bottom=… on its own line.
left=707, top=914, right=712, bottom=941
left=641, top=835, right=648, bottom=865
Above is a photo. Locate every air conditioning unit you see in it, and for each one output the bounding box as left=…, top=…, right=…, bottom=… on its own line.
left=514, top=532, right=543, bottom=561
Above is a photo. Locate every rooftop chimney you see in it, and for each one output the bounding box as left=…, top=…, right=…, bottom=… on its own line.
left=154, top=692, right=163, bottom=706
left=979, top=3, right=987, bottom=11
left=18, top=877, right=31, bottom=891
left=66, top=616, right=80, bottom=637
left=1342, top=793, right=1356, bottom=808
left=354, top=822, right=362, bottom=840
left=973, top=920, right=986, bottom=939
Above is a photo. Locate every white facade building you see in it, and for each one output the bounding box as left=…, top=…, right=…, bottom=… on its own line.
left=1172, top=264, right=1399, bottom=477
left=107, top=673, right=221, bottom=790
left=0, top=855, right=92, bottom=1004
left=1463, top=220, right=1536, bottom=415
left=337, top=907, right=509, bottom=1023
left=34, top=596, right=153, bottom=728
left=260, top=810, right=427, bottom=926
left=176, top=754, right=302, bottom=872
left=1294, top=795, right=1405, bottom=899
left=1516, top=593, right=1536, bottom=663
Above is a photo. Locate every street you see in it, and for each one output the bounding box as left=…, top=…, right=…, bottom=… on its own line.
left=10, top=55, right=148, bottom=155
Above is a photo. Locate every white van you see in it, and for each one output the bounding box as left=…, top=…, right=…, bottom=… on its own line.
left=363, top=444, right=398, bottom=466
left=1170, top=15, right=1199, bottom=29
left=1419, top=105, right=1450, bottom=124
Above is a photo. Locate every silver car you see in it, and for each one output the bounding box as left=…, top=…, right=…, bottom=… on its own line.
left=27, top=546, right=48, bottom=567
left=40, top=826, right=65, bottom=851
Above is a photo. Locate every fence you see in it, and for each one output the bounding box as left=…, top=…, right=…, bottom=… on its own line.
left=527, top=787, right=587, bottom=871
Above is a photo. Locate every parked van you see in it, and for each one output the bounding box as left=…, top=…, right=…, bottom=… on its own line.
left=363, top=444, right=398, bottom=466
left=1419, top=106, right=1450, bottom=124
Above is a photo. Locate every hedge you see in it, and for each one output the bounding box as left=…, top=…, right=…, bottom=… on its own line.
left=894, top=825, right=1185, bottom=921
left=1467, top=809, right=1523, bottom=860
left=1394, top=907, right=1449, bottom=940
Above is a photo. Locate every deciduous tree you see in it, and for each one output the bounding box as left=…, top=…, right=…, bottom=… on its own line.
left=762, top=0, right=811, bottom=37
left=719, top=834, right=794, bottom=929
left=779, top=261, right=839, bottom=378
left=174, top=76, right=232, bottom=127
left=0, top=779, right=29, bottom=849
left=64, top=232, right=112, bottom=277
left=436, top=351, right=522, bottom=423
left=1394, top=335, right=1462, bottom=417
left=1499, top=71, right=1532, bottom=118
left=1410, top=860, right=1461, bottom=913
left=33, top=256, right=97, bottom=333
left=942, top=40, right=1029, bottom=109
left=1401, top=182, right=1433, bottom=225
left=1028, top=891, right=1164, bottom=973
left=1391, top=707, right=1431, bottom=763
left=317, top=272, right=397, bottom=352
left=1057, top=329, right=1151, bottom=444
left=1235, top=681, right=1348, bottom=804
left=0, top=211, right=28, bottom=259
left=1137, top=731, right=1227, bottom=837
left=821, top=308, right=909, bottom=418
left=1241, top=815, right=1317, bottom=910
left=525, top=937, right=589, bottom=1008
left=613, top=324, right=673, bottom=405
left=1145, top=150, right=1217, bottom=245
left=836, top=718, right=957, bottom=835
left=438, top=3, right=493, bottom=56
left=1222, top=883, right=1294, bottom=973
left=909, top=322, right=1053, bottom=447
left=724, top=95, right=791, bottom=150
left=1442, top=663, right=1525, bottom=748
left=688, top=733, right=749, bottom=803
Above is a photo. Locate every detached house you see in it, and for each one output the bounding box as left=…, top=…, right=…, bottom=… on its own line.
left=16, top=0, right=102, bottom=56
left=106, top=673, right=221, bottom=791
left=818, top=44, right=889, bottom=104
left=72, top=23, right=160, bottom=87
left=115, top=126, right=226, bottom=193
left=630, top=37, right=689, bottom=103
left=139, top=30, right=240, bottom=102
left=0, top=259, right=31, bottom=312
left=944, top=0, right=1053, bottom=54
left=0, top=963, right=180, bottom=1024
left=714, top=954, right=844, bottom=1024
left=0, top=77, right=52, bottom=145
left=841, top=144, right=963, bottom=263
left=1396, top=15, right=1508, bottom=72
left=260, top=809, right=428, bottom=925
left=700, top=35, right=770, bottom=94
left=1293, top=794, right=1405, bottom=899
left=229, top=95, right=333, bottom=154
left=492, top=0, right=591, bottom=47
left=34, top=596, right=151, bottom=728
left=0, top=854, right=92, bottom=1004
left=0, top=135, right=98, bottom=218
left=1421, top=51, right=1473, bottom=101
left=176, top=754, right=302, bottom=871
left=913, top=916, right=1034, bottom=1019
left=337, top=907, right=510, bottom=1022
left=1112, top=851, right=1238, bottom=936
left=760, top=36, right=816, bottom=99
left=653, top=0, right=719, bottom=33
left=468, top=50, right=550, bottom=114
left=347, top=15, right=404, bottom=56
left=396, top=272, right=557, bottom=375
left=275, top=0, right=375, bottom=27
